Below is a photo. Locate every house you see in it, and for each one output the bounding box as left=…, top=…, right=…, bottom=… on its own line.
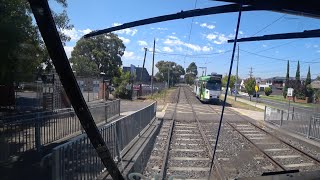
left=123, top=66, right=150, bottom=83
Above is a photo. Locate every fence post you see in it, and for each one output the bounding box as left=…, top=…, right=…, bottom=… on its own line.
left=52, top=149, right=60, bottom=180
left=264, top=106, right=266, bottom=121
left=280, top=110, right=283, bottom=126
left=118, top=99, right=121, bottom=116
left=307, top=116, right=313, bottom=138
left=35, top=112, right=42, bottom=152
left=115, top=123, right=122, bottom=163
left=292, top=107, right=294, bottom=120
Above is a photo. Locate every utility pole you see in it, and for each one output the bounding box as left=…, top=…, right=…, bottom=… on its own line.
left=151, top=39, right=155, bottom=96
left=140, top=47, right=147, bottom=96
left=199, top=67, right=207, bottom=76
left=249, top=67, right=253, bottom=78
left=167, top=63, right=170, bottom=88
left=235, top=45, right=239, bottom=101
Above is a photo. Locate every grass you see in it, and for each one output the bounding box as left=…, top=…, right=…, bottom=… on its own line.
left=220, top=96, right=264, bottom=112
left=144, top=87, right=176, bottom=104
left=261, top=94, right=318, bottom=108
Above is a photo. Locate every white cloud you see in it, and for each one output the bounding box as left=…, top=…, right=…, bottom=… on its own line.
left=112, top=23, right=138, bottom=36
left=119, top=36, right=130, bottom=44
left=163, top=35, right=210, bottom=52
left=172, top=32, right=176, bottom=35
left=64, top=46, right=74, bottom=58
left=206, top=34, right=217, bottom=40
left=217, top=49, right=225, bottom=53
left=123, top=51, right=135, bottom=59
left=213, top=34, right=228, bottom=45
left=202, top=46, right=212, bottom=52
left=61, top=28, right=92, bottom=41
left=200, top=23, right=215, bottom=29
left=262, top=44, right=267, bottom=48
left=239, top=31, right=244, bottom=35
left=163, top=47, right=173, bottom=53
left=157, top=27, right=168, bottom=30
left=137, top=40, right=148, bottom=46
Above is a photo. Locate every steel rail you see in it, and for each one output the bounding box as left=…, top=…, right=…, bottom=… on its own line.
left=207, top=105, right=286, bottom=171
left=230, top=109, right=320, bottom=166
left=160, top=86, right=181, bottom=180
left=183, top=87, right=227, bottom=180
left=209, top=105, right=320, bottom=172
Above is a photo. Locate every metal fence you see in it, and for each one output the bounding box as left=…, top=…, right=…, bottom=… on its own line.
left=0, top=100, right=120, bottom=163
left=264, top=106, right=320, bottom=140
left=51, top=102, right=156, bottom=180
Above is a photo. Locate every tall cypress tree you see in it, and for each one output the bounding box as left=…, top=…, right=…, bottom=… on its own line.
left=295, top=61, right=300, bottom=81
left=306, top=66, right=311, bottom=85
left=286, top=60, right=290, bottom=83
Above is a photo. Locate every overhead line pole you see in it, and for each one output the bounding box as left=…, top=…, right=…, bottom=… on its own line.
left=235, top=45, right=239, bottom=101
left=151, top=39, right=155, bottom=96
left=140, top=47, right=147, bottom=96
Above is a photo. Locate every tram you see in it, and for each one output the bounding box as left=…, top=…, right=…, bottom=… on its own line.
left=194, top=74, right=222, bottom=102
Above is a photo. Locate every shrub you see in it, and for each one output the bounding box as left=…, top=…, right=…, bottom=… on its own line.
left=264, top=87, right=272, bottom=96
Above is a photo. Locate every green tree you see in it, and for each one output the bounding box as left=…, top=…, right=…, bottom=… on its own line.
left=317, top=76, right=320, bottom=81
left=155, top=61, right=185, bottom=86
left=70, top=33, right=125, bottom=78
left=286, top=60, right=290, bottom=82
left=112, top=69, right=131, bottom=99
left=185, top=73, right=195, bottom=85
left=244, top=77, right=256, bottom=101
left=295, top=60, right=300, bottom=81
left=222, top=75, right=237, bottom=89
left=306, top=66, right=311, bottom=85
left=72, top=57, right=99, bottom=77
left=185, top=62, right=197, bottom=85
left=186, top=62, right=198, bottom=76
left=0, top=0, right=73, bottom=84
left=264, top=87, right=272, bottom=96
left=283, top=60, right=290, bottom=98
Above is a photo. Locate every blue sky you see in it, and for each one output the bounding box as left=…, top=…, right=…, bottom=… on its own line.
left=51, top=0, right=320, bottom=79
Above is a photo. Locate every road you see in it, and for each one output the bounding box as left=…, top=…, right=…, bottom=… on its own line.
left=231, top=94, right=319, bottom=114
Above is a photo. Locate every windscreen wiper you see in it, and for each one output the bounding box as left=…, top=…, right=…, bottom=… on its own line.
left=27, top=0, right=124, bottom=179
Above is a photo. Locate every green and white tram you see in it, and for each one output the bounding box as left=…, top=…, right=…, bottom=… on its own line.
left=194, top=74, right=222, bottom=102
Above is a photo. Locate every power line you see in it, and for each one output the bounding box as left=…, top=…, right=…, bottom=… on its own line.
left=251, top=14, right=286, bottom=36
left=147, top=49, right=232, bottom=57
left=184, top=0, right=198, bottom=69
left=240, top=49, right=320, bottom=64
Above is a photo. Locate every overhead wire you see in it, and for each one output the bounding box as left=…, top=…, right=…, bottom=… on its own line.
left=251, top=14, right=286, bottom=36
left=183, top=0, right=198, bottom=69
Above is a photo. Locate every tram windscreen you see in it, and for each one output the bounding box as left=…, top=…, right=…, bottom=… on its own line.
left=206, top=81, right=221, bottom=91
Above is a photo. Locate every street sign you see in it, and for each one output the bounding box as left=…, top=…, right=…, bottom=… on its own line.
left=255, top=85, right=259, bottom=92
left=287, top=88, right=294, bottom=97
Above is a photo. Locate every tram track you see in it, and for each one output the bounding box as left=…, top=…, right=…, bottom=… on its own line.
left=207, top=103, right=320, bottom=175
left=160, top=86, right=213, bottom=179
